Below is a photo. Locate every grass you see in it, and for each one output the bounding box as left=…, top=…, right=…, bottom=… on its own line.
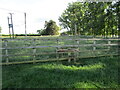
left=1, top=36, right=119, bottom=88
left=2, top=56, right=120, bottom=88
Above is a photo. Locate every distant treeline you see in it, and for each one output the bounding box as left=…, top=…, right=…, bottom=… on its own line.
left=2, top=34, right=41, bottom=36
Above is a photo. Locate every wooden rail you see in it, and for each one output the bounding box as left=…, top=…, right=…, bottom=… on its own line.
left=2, top=49, right=111, bottom=57
left=1, top=38, right=119, bottom=41
left=1, top=44, right=119, bottom=50
left=1, top=38, right=119, bottom=65
left=1, top=54, right=119, bottom=65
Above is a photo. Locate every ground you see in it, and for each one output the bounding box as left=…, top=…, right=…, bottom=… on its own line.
left=2, top=36, right=119, bottom=88
left=2, top=56, right=120, bottom=88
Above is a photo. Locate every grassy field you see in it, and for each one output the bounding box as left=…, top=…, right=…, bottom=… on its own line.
left=1, top=36, right=119, bottom=88
left=2, top=56, right=120, bottom=88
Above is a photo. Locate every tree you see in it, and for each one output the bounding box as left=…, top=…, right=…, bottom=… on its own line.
left=44, top=20, right=60, bottom=35
left=37, top=29, right=45, bottom=35
left=104, top=1, right=119, bottom=37
left=59, top=2, right=86, bottom=35
left=59, top=1, right=119, bottom=37
left=86, top=2, right=109, bottom=37
left=37, top=20, right=60, bottom=35
left=37, top=30, right=41, bottom=34
left=112, top=1, right=120, bottom=36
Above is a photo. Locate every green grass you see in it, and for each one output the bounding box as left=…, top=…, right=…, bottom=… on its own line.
left=2, top=56, right=120, bottom=88
left=2, top=36, right=119, bottom=88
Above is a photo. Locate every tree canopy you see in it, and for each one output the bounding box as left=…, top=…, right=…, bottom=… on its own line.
left=59, top=1, right=120, bottom=37
left=37, top=20, right=60, bottom=35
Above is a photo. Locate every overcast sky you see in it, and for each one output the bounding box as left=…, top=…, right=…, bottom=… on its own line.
left=0, top=0, right=77, bottom=34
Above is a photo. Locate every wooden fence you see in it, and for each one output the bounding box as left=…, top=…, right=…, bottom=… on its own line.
left=0, top=37, right=119, bottom=65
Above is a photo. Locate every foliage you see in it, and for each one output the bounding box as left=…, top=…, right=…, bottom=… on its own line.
left=15, top=34, right=40, bottom=36
left=45, top=20, right=60, bottom=35
left=37, top=29, right=44, bottom=34
left=38, top=20, right=60, bottom=35
left=60, top=31, right=73, bottom=35
left=59, top=1, right=119, bottom=37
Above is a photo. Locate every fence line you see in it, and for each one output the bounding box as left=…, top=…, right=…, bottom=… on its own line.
left=1, top=54, right=119, bottom=65
left=1, top=38, right=120, bottom=65
left=2, top=49, right=113, bottom=57
left=1, top=44, right=119, bottom=50
left=1, top=38, right=119, bottom=41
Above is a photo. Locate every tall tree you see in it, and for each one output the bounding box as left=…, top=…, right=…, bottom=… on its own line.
left=86, top=2, right=109, bottom=36
left=43, top=20, right=60, bottom=35
left=59, top=2, right=86, bottom=35
left=104, top=1, right=119, bottom=37
left=59, top=1, right=119, bottom=37
left=112, top=1, right=120, bottom=36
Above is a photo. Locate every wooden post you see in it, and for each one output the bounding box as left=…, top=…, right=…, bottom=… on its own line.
left=108, top=40, right=111, bottom=49
left=77, top=40, right=80, bottom=49
left=68, top=52, right=71, bottom=63
left=74, top=40, right=79, bottom=63
left=77, top=39, right=80, bottom=52
left=33, top=48, right=36, bottom=64
left=74, top=52, right=76, bottom=63
left=93, top=40, right=96, bottom=51
left=5, top=40, right=9, bottom=63
left=32, top=39, right=36, bottom=64
left=93, top=40, right=96, bottom=57
left=56, top=38, right=59, bottom=62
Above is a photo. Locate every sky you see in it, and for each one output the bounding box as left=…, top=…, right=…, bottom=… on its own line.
left=0, top=0, right=77, bottom=34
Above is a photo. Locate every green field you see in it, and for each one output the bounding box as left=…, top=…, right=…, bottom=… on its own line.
left=1, top=36, right=119, bottom=88
left=2, top=56, right=120, bottom=88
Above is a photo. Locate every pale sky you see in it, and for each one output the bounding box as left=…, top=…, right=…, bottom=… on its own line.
left=0, top=0, right=77, bottom=34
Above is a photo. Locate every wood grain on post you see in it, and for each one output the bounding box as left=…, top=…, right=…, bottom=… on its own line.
left=68, top=52, right=71, bottom=63
left=108, top=40, right=111, bottom=49
left=5, top=40, right=9, bottom=63
left=32, top=39, right=36, bottom=64
left=56, top=38, right=59, bottom=61
left=93, top=40, right=96, bottom=51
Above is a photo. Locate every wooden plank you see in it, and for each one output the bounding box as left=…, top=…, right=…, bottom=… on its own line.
left=93, top=40, right=96, bottom=51
left=1, top=38, right=120, bottom=42
left=108, top=40, right=111, bottom=49
left=2, top=49, right=118, bottom=57
left=5, top=40, right=9, bottom=63
left=77, top=54, right=119, bottom=59
left=1, top=38, right=58, bottom=41
left=0, top=58, right=68, bottom=65
left=1, top=54, right=119, bottom=65
left=57, top=48, right=79, bottom=52
left=1, top=37, right=119, bottom=65
left=0, top=43, right=119, bottom=50
left=32, top=39, right=36, bottom=64
left=56, top=38, right=59, bottom=61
